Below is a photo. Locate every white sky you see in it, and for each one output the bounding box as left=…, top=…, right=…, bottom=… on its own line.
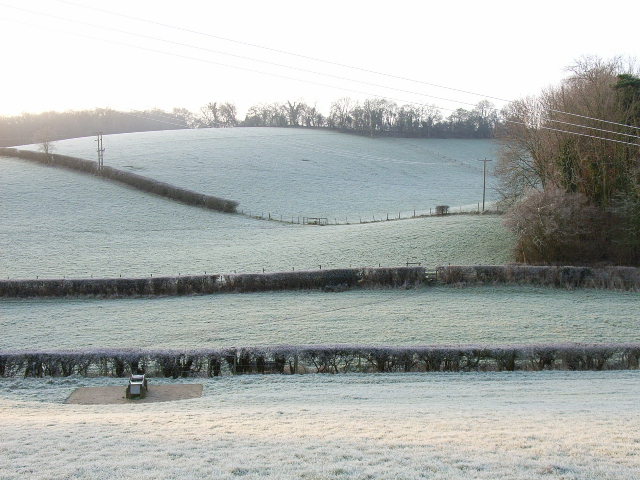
left=0, top=0, right=638, bottom=117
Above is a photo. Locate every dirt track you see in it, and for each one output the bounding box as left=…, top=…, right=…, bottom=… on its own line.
left=65, top=384, right=203, bottom=405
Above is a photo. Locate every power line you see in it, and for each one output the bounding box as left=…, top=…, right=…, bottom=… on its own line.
left=0, top=3, right=480, bottom=111
left=51, top=0, right=640, bottom=132
left=5, top=2, right=639, bottom=144
left=546, top=117, right=640, bottom=140
left=549, top=109, right=640, bottom=131
left=504, top=119, right=640, bottom=147
left=0, top=16, right=474, bottom=117
left=1, top=14, right=638, bottom=149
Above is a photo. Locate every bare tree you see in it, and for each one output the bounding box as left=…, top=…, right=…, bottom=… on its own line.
left=200, top=102, right=221, bottom=127
left=285, top=100, right=303, bottom=127
left=329, top=97, right=354, bottom=129
left=219, top=102, right=238, bottom=127
left=33, top=128, right=55, bottom=163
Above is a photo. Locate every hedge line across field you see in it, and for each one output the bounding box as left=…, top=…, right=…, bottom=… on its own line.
left=0, top=147, right=238, bottom=213
left=2, top=266, right=640, bottom=298
left=1, top=344, right=638, bottom=378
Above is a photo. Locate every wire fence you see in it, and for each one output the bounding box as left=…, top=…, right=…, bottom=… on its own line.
left=239, top=203, right=502, bottom=226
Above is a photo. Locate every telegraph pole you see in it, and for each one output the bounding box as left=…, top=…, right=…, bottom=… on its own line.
left=96, top=133, right=105, bottom=170
left=478, top=158, right=492, bottom=212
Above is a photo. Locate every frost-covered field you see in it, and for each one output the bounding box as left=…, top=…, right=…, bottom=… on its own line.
left=1, top=372, right=638, bottom=480
left=21, top=128, right=499, bottom=219
left=0, top=157, right=512, bottom=278
left=2, top=286, right=638, bottom=349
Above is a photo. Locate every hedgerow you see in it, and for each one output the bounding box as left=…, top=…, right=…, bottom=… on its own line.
left=0, top=148, right=238, bottom=213
left=1, top=343, right=638, bottom=378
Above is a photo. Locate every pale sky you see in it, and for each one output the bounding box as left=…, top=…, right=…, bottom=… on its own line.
left=0, top=0, right=638, bottom=117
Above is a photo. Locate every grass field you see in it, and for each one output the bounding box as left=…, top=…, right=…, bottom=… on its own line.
left=2, top=286, right=637, bottom=350
left=4, top=130, right=635, bottom=479
left=0, top=156, right=513, bottom=279
left=1, top=371, right=638, bottom=480
left=21, top=128, right=499, bottom=219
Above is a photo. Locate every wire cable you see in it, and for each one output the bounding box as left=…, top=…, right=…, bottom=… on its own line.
left=50, top=0, right=640, bottom=132
left=503, top=119, right=639, bottom=147
left=0, top=3, right=480, bottom=111
left=5, top=2, right=638, bottom=142
left=546, top=117, right=640, bottom=140
left=0, top=13, right=638, bottom=149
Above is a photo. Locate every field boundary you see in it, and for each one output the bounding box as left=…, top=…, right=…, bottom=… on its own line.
left=0, top=147, right=238, bottom=213
left=1, top=265, right=639, bottom=298
left=1, top=146, right=502, bottom=227
left=0, top=267, right=425, bottom=297
left=1, top=343, right=638, bottom=377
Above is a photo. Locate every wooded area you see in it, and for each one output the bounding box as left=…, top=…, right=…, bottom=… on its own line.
left=497, top=57, right=640, bottom=265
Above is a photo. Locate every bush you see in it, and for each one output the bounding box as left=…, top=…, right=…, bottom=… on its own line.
left=504, top=188, right=611, bottom=264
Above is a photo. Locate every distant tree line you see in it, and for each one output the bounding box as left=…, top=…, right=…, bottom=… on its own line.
left=0, top=98, right=498, bottom=147
left=241, top=98, right=498, bottom=138
left=0, top=108, right=192, bottom=147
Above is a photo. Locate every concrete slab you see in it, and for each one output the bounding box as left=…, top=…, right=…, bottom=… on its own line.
left=65, top=384, right=203, bottom=405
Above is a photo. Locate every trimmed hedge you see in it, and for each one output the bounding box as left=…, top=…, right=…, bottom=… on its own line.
left=1, top=343, right=638, bottom=378
left=2, top=265, right=640, bottom=298
left=0, top=147, right=238, bottom=213
left=437, top=265, right=640, bottom=290
left=0, top=267, right=425, bottom=298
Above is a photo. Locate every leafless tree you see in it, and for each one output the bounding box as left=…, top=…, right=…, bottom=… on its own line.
left=33, top=128, right=55, bottom=163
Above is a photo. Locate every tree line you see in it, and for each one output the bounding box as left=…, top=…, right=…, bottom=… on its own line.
left=0, top=98, right=498, bottom=147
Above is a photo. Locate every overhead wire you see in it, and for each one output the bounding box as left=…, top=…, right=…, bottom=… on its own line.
left=545, top=118, right=640, bottom=140
left=8, top=1, right=640, bottom=142
left=0, top=3, right=480, bottom=111
left=50, top=0, right=640, bottom=132
left=0, top=15, right=480, bottom=119
left=0, top=8, right=638, bottom=149
left=503, top=120, right=640, bottom=147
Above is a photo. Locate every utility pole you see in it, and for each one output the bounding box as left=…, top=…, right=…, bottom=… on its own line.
left=478, top=158, right=492, bottom=212
left=96, top=133, right=105, bottom=171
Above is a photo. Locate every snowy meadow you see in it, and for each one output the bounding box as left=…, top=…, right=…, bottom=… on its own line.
left=2, top=286, right=638, bottom=350
left=2, top=129, right=637, bottom=479
left=0, top=155, right=512, bottom=279
left=21, top=128, right=499, bottom=219
left=1, top=372, right=639, bottom=480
